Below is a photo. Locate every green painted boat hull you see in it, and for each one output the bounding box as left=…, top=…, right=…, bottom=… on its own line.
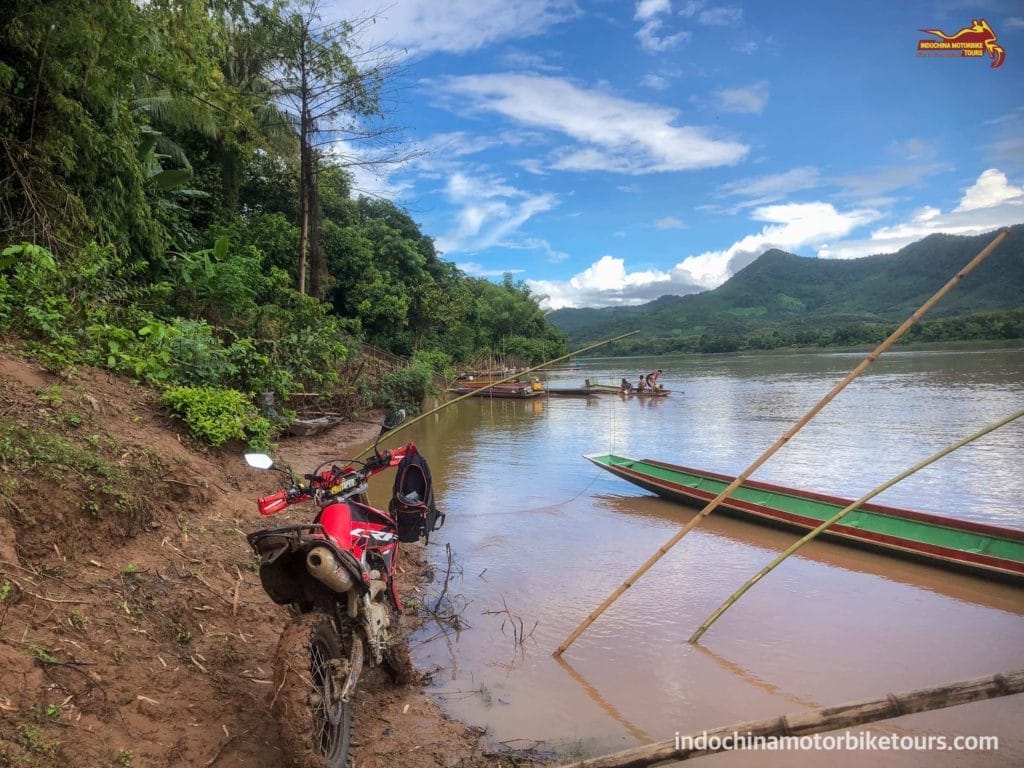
left=586, top=454, right=1024, bottom=580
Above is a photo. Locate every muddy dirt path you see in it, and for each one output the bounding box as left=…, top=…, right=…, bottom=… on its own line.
left=0, top=351, right=546, bottom=768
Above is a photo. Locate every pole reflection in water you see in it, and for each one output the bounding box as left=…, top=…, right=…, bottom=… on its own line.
left=396, top=347, right=1024, bottom=765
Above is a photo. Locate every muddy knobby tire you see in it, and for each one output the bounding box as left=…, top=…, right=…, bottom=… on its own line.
left=273, top=614, right=353, bottom=768
left=383, top=604, right=416, bottom=685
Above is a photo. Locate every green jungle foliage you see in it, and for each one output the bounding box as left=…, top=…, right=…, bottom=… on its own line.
left=0, top=0, right=565, bottom=444
left=549, top=227, right=1024, bottom=354
left=162, top=386, right=271, bottom=449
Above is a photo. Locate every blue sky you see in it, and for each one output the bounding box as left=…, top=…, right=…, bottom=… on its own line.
left=321, top=0, right=1024, bottom=308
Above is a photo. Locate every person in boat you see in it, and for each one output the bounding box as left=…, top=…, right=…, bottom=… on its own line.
left=636, top=375, right=646, bottom=393
left=619, top=377, right=633, bottom=394
left=644, top=369, right=662, bottom=390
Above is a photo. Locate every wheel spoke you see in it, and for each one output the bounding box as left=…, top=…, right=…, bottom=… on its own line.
left=309, top=636, right=345, bottom=757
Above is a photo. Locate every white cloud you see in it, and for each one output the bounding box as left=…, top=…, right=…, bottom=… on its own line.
left=327, top=1, right=580, bottom=57
left=641, top=73, right=671, bottom=90
left=434, top=171, right=557, bottom=255
left=323, top=140, right=415, bottom=200
left=634, top=0, right=689, bottom=52
left=671, top=202, right=880, bottom=288
left=834, top=161, right=951, bottom=201
left=819, top=169, right=1024, bottom=259
left=528, top=256, right=690, bottom=309
left=498, top=48, right=564, bottom=72
left=1005, top=17, right=1024, bottom=30
left=714, top=82, right=770, bottom=114
left=530, top=201, right=879, bottom=308
left=436, top=73, right=748, bottom=174
left=506, top=237, right=571, bottom=263
left=654, top=216, right=686, bottom=229
left=954, top=168, right=1024, bottom=212
left=698, top=6, right=742, bottom=26
left=637, top=19, right=690, bottom=51
left=716, top=166, right=821, bottom=209
left=678, top=1, right=703, bottom=17
left=635, top=0, right=671, bottom=20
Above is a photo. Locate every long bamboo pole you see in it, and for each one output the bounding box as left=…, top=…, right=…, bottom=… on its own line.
left=689, top=405, right=1024, bottom=643
left=553, top=228, right=1010, bottom=657
left=556, top=668, right=1024, bottom=767
left=354, top=330, right=639, bottom=459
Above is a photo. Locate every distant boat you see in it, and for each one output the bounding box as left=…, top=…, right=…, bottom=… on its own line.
left=545, top=386, right=600, bottom=397
left=449, top=383, right=541, bottom=399
left=285, top=416, right=345, bottom=437
left=585, top=454, right=1024, bottom=580
left=582, top=380, right=621, bottom=393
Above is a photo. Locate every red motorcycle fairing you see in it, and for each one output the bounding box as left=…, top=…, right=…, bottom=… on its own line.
left=319, top=500, right=399, bottom=575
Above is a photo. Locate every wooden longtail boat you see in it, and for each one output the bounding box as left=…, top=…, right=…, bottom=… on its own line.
left=585, top=454, right=1024, bottom=580
left=620, top=388, right=671, bottom=398
left=582, top=380, right=626, bottom=394
left=580, top=380, right=673, bottom=396
left=449, top=384, right=540, bottom=399
left=284, top=416, right=345, bottom=437
left=545, top=386, right=600, bottom=397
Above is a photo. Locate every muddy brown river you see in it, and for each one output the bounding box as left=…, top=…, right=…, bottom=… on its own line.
left=366, top=344, right=1024, bottom=766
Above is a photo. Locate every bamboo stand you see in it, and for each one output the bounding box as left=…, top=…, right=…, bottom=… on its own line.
left=689, top=406, right=1024, bottom=642
left=556, top=668, right=1024, bottom=767
left=554, top=228, right=1010, bottom=657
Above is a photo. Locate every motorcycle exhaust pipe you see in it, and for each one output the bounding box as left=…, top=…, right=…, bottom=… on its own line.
left=306, top=547, right=355, bottom=593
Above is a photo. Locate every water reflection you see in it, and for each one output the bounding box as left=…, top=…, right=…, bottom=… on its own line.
left=387, top=346, right=1024, bottom=765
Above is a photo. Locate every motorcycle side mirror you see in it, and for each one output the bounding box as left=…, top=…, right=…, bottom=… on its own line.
left=244, top=453, right=275, bottom=470
left=381, top=408, right=407, bottom=432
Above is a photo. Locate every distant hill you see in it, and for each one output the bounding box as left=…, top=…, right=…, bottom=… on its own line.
left=548, top=226, right=1024, bottom=354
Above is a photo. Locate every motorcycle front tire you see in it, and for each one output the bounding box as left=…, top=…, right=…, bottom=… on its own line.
left=273, top=613, right=353, bottom=768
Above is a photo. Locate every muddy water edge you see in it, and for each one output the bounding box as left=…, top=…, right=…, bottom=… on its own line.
left=374, top=344, right=1024, bottom=766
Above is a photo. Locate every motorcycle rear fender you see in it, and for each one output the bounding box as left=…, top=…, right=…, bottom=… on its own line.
left=247, top=525, right=365, bottom=607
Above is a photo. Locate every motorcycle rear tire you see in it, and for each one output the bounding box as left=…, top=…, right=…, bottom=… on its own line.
left=273, top=614, right=353, bottom=768
left=382, top=603, right=415, bottom=685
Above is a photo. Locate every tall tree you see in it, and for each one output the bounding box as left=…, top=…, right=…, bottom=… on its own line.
left=272, top=0, right=389, bottom=295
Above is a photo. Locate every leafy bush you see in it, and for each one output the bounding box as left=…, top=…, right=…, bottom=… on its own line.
left=368, top=361, right=433, bottom=413
left=412, top=348, right=452, bottom=379
left=162, top=386, right=270, bottom=448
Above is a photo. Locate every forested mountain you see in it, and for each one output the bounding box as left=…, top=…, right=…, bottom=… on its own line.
left=548, top=227, right=1024, bottom=354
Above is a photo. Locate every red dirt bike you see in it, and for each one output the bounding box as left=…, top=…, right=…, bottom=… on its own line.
left=244, top=410, right=442, bottom=767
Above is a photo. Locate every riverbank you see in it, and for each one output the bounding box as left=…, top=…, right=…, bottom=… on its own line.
left=0, top=350, right=548, bottom=767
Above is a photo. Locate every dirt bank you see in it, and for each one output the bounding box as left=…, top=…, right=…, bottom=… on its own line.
left=0, top=350, right=547, bottom=767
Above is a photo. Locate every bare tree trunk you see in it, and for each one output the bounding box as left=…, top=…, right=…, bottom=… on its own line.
left=309, top=167, right=326, bottom=299
left=296, top=22, right=310, bottom=294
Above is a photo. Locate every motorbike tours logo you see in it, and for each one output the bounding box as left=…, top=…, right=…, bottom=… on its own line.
left=917, top=19, right=1005, bottom=68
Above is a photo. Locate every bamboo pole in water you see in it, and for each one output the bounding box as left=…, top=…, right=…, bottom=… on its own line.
left=553, top=227, right=1011, bottom=657
left=354, top=330, right=639, bottom=459
left=689, top=405, right=1024, bottom=643
left=556, top=668, right=1024, bottom=768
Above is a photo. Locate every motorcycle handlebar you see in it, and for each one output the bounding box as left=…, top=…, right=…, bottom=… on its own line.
left=257, top=490, right=289, bottom=516
left=254, top=442, right=414, bottom=516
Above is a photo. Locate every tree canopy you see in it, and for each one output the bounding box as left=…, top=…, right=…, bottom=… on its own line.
left=0, top=0, right=566, bottom=421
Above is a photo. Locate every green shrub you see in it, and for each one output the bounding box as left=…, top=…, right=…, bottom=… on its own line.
left=369, top=361, right=433, bottom=413
left=412, top=348, right=452, bottom=378
left=162, top=386, right=270, bottom=448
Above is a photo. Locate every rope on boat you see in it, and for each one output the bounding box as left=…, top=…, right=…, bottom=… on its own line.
left=554, top=227, right=1011, bottom=657
left=689, top=405, right=1024, bottom=643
